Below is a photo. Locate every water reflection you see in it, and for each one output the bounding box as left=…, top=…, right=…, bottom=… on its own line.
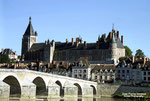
left=7, top=97, right=134, bottom=101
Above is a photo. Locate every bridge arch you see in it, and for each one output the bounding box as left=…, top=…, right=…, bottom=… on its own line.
left=55, top=80, right=64, bottom=97
left=3, top=75, right=21, bottom=97
left=90, top=85, right=97, bottom=96
left=32, top=77, right=47, bottom=96
left=74, top=83, right=82, bottom=97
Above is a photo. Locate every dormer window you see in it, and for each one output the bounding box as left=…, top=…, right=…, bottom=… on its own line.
left=105, top=69, right=108, bottom=72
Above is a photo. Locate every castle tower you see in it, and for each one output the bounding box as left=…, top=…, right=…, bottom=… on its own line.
left=110, top=30, right=117, bottom=64
left=21, top=17, right=37, bottom=57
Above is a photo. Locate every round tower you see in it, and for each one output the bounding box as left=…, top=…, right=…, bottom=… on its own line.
left=110, top=31, right=117, bottom=64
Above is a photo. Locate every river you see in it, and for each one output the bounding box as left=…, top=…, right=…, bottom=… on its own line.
left=1, top=97, right=139, bottom=101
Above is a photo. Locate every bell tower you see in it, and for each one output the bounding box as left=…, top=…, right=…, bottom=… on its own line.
left=21, top=17, right=37, bottom=57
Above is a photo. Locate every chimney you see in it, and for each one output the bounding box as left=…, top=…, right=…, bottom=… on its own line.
left=117, top=31, right=119, bottom=39
left=65, top=62, right=70, bottom=69
left=1, top=48, right=4, bottom=53
left=76, top=38, right=79, bottom=47
left=84, top=41, right=87, bottom=47
left=146, top=58, right=149, bottom=62
left=143, top=57, right=146, bottom=65
left=72, top=38, right=74, bottom=46
left=14, top=51, right=16, bottom=55
left=104, top=34, right=106, bottom=39
left=121, top=35, right=123, bottom=44
left=132, top=56, right=135, bottom=64
left=109, top=32, right=112, bottom=40
left=62, top=61, right=64, bottom=66
left=66, top=39, right=68, bottom=45
left=53, top=61, right=56, bottom=65
left=56, top=63, right=59, bottom=69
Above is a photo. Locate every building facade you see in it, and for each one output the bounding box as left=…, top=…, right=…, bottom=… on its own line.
left=21, top=17, right=125, bottom=64
left=0, top=48, right=18, bottom=60
left=91, top=64, right=116, bottom=83
left=53, top=29, right=125, bottom=64
left=72, top=62, right=92, bottom=80
left=142, top=67, right=150, bottom=83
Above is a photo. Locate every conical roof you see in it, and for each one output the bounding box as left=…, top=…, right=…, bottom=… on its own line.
left=111, top=32, right=116, bottom=43
left=24, top=17, right=36, bottom=36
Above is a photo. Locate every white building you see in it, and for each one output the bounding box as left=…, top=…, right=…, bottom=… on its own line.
left=0, top=48, right=18, bottom=60
left=115, top=61, right=143, bottom=84
left=142, top=66, right=150, bottom=83
left=72, top=63, right=92, bottom=80
left=91, top=64, right=116, bottom=83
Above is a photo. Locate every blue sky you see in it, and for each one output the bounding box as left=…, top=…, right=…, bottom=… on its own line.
left=0, top=0, right=150, bottom=57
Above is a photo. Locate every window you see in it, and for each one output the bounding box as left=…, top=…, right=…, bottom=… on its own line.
left=148, top=72, right=150, bottom=75
left=100, top=76, right=102, bottom=80
left=118, top=70, right=120, bottom=73
left=144, top=72, right=146, bottom=75
left=148, top=77, right=150, bottom=81
left=79, top=74, right=82, bottom=78
left=79, top=70, right=82, bottom=73
left=105, top=76, right=107, bottom=80
left=75, top=75, right=77, bottom=78
left=74, top=70, right=77, bottom=73
left=144, top=77, right=146, bottom=80
left=84, top=70, right=87, bottom=73
left=83, top=75, right=86, bottom=78
left=127, top=70, right=129, bottom=73
left=95, top=76, right=97, bottom=79
left=122, top=70, right=125, bottom=73
left=122, top=75, right=125, bottom=77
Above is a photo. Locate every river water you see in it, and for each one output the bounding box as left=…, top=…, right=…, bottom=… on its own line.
left=1, top=97, right=139, bottom=101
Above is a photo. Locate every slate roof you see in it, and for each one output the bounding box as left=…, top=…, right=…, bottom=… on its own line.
left=0, top=49, right=15, bottom=55
left=24, top=17, right=36, bottom=36
left=55, top=34, right=124, bottom=50
left=91, top=64, right=116, bottom=72
left=29, top=43, right=45, bottom=51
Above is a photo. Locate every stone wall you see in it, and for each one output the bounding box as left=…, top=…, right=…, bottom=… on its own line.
left=99, top=84, right=150, bottom=97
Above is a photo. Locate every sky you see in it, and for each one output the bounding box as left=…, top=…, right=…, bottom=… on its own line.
left=0, top=0, right=150, bottom=57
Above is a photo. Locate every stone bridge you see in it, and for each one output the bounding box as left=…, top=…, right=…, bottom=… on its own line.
left=0, top=69, right=97, bottom=99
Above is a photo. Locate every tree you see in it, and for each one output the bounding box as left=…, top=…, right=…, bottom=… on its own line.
left=0, top=54, right=10, bottom=63
left=124, top=46, right=133, bottom=57
left=135, top=49, right=145, bottom=58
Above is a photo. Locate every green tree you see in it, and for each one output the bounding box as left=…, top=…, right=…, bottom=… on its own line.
left=0, top=54, right=10, bottom=63
left=135, top=49, right=145, bottom=58
left=124, top=46, right=133, bottom=57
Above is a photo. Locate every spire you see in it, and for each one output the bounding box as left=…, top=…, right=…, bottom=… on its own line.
left=24, top=16, right=36, bottom=36
left=111, top=32, right=116, bottom=43
left=29, top=16, right=31, bottom=23
left=112, top=23, right=114, bottom=31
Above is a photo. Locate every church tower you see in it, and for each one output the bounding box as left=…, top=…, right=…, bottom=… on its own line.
left=21, top=17, right=37, bottom=57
